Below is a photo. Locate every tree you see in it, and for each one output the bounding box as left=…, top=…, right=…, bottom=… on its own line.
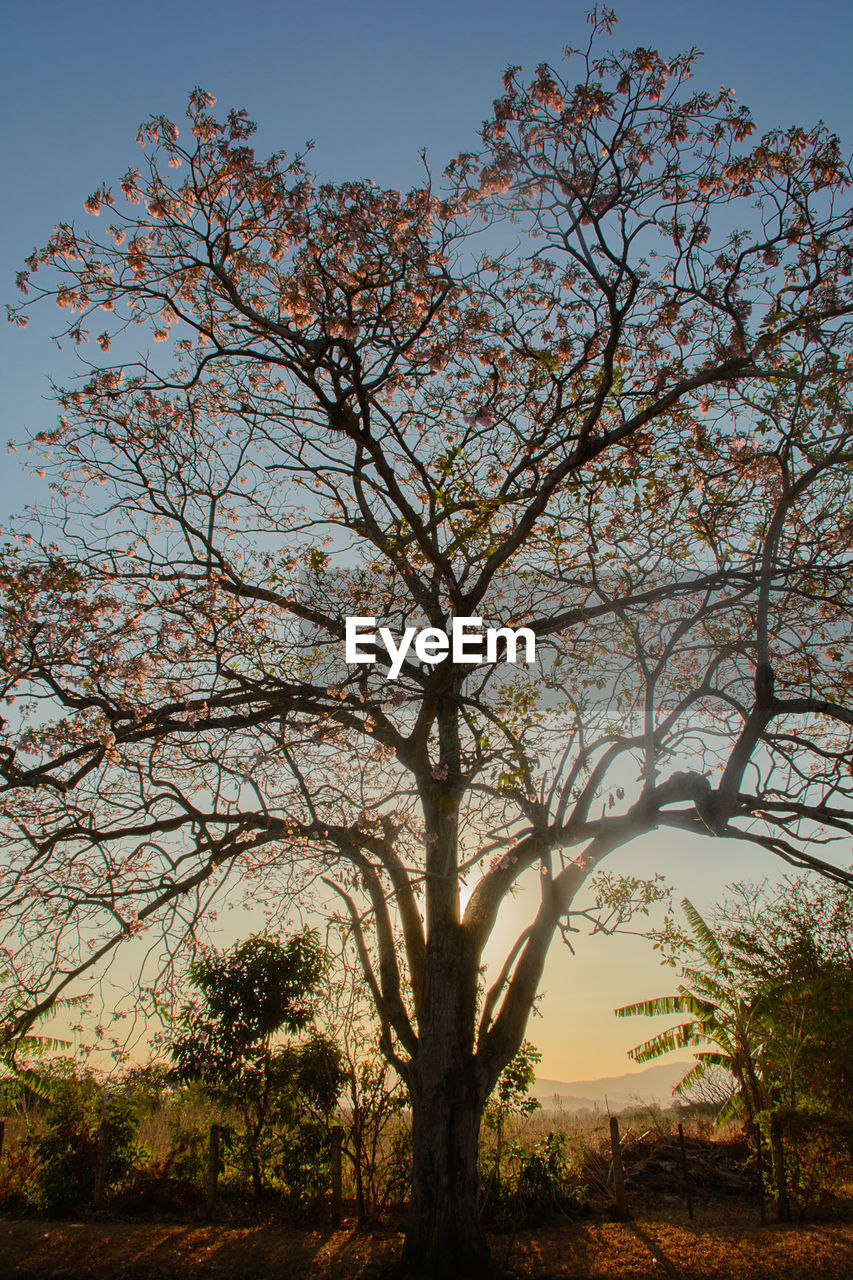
left=480, top=1039, right=541, bottom=1208
left=3, top=12, right=853, bottom=1275
left=27, top=1073, right=142, bottom=1215
left=617, top=896, right=788, bottom=1212
left=724, top=878, right=853, bottom=1203
left=715, top=877, right=853, bottom=1116
left=615, top=897, right=769, bottom=1119
left=166, top=930, right=343, bottom=1196
left=320, top=920, right=411, bottom=1223
left=618, top=883, right=853, bottom=1216
left=0, top=985, right=80, bottom=1113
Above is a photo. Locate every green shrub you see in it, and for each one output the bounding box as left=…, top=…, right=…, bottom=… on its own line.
left=162, top=1110, right=211, bottom=1184
left=758, top=1106, right=853, bottom=1215
left=482, top=1128, right=588, bottom=1229
left=0, top=1139, right=40, bottom=1213
left=273, top=1120, right=332, bottom=1214
left=29, top=1080, right=143, bottom=1214
left=515, top=1130, right=573, bottom=1222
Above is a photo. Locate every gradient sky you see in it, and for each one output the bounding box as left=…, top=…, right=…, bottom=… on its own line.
left=2, top=0, right=851, bottom=1079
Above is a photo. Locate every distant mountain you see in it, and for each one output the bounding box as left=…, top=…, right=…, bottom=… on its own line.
left=533, top=1060, right=692, bottom=1111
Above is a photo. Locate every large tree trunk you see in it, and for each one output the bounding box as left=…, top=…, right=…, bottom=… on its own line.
left=394, top=884, right=505, bottom=1280
left=399, top=1066, right=498, bottom=1280
left=391, top=735, right=515, bottom=1278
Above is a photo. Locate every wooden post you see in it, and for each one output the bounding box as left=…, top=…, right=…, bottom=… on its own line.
left=769, top=1113, right=791, bottom=1223
left=752, top=1119, right=767, bottom=1225
left=330, top=1124, right=343, bottom=1226
left=93, top=1113, right=109, bottom=1209
left=609, top=1115, right=628, bottom=1219
left=206, top=1123, right=220, bottom=1218
left=0, top=1119, right=5, bottom=1162
left=678, top=1122, right=694, bottom=1221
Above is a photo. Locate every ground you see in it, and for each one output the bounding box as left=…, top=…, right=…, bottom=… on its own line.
left=2, top=1206, right=853, bottom=1279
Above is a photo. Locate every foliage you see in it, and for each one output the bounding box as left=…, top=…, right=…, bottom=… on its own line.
left=513, top=1130, right=584, bottom=1225
left=616, top=898, right=764, bottom=1123
left=722, top=879, right=853, bottom=1115
left=757, top=1105, right=853, bottom=1212
left=273, top=1117, right=334, bottom=1216
left=167, top=931, right=345, bottom=1196
left=28, top=1078, right=142, bottom=1214
left=160, top=1104, right=213, bottom=1184
left=478, top=1041, right=589, bottom=1229
left=0, top=1138, right=40, bottom=1214
left=342, top=1050, right=409, bottom=1219
left=481, top=1040, right=541, bottom=1205
left=173, top=931, right=328, bottom=1066
left=113, top=1156, right=205, bottom=1215
left=620, top=878, right=853, bottom=1214
left=119, top=1060, right=175, bottom=1114
left=484, top=1128, right=587, bottom=1229
left=625, top=880, right=853, bottom=1120
left=0, top=981, right=82, bottom=1110
left=318, top=920, right=411, bottom=1220
left=484, top=1040, right=542, bottom=1128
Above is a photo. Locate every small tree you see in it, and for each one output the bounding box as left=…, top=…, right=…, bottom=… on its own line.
left=28, top=1074, right=142, bottom=1215
left=480, top=1040, right=541, bottom=1206
left=341, top=1050, right=409, bottom=1221
left=722, top=878, right=853, bottom=1117
left=616, top=898, right=768, bottom=1123
left=624, top=882, right=853, bottom=1123
left=618, top=885, right=853, bottom=1214
left=616, top=897, right=780, bottom=1209
left=167, top=931, right=344, bottom=1196
left=321, top=920, right=411, bottom=1221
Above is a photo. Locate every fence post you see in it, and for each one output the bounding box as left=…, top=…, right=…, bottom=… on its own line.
left=752, top=1119, right=767, bottom=1225
left=769, top=1113, right=791, bottom=1223
left=330, top=1124, right=343, bottom=1226
left=609, top=1115, right=628, bottom=1219
left=206, top=1123, right=220, bottom=1218
left=677, top=1122, right=694, bottom=1221
left=93, top=1112, right=109, bottom=1209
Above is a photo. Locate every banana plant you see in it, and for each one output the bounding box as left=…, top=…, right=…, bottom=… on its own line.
left=615, top=899, right=771, bottom=1125
left=1, top=978, right=81, bottom=1105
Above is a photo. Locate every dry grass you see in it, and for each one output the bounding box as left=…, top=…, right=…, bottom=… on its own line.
left=2, top=1204, right=853, bottom=1279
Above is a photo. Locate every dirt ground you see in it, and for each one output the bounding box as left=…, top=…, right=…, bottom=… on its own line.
left=2, top=1205, right=853, bottom=1280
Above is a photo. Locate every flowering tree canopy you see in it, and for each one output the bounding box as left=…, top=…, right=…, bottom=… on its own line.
left=4, top=14, right=853, bottom=1276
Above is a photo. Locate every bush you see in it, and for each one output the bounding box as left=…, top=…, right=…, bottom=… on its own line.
left=273, top=1120, right=332, bottom=1215
left=514, top=1130, right=579, bottom=1222
left=161, top=1109, right=211, bottom=1185
left=0, top=1139, right=40, bottom=1213
left=29, top=1079, right=143, bottom=1214
left=481, top=1127, right=588, bottom=1229
left=758, top=1106, right=853, bottom=1215
left=112, top=1158, right=205, bottom=1215
left=166, top=932, right=343, bottom=1197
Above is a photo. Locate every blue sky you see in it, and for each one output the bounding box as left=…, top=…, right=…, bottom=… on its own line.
left=2, top=0, right=852, bottom=1077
